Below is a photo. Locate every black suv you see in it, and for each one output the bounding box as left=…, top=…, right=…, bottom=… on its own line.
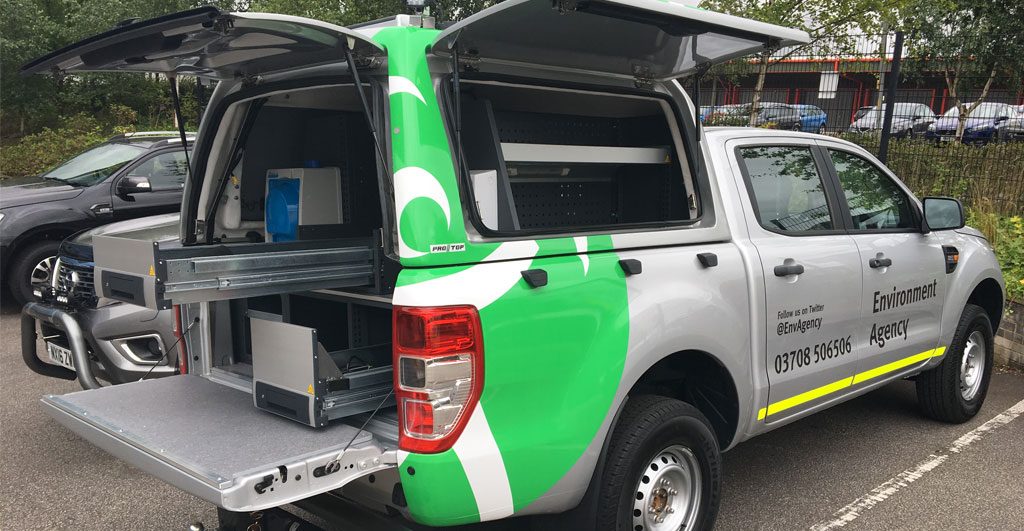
left=0, top=132, right=192, bottom=304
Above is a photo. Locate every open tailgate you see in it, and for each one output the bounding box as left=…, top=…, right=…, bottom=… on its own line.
left=432, top=0, right=809, bottom=81
left=21, top=8, right=382, bottom=79
left=42, top=375, right=397, bottom=512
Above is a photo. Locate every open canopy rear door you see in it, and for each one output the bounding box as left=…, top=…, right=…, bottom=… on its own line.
left=21, top=8, right=382, bottom=79
left=432, top=0, right=809, bottom=81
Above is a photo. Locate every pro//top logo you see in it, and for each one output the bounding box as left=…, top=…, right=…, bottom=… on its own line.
left=430, top=243, right=466, bottom=254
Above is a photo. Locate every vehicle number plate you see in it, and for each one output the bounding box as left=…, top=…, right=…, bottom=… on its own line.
left=940, top=135, right=953, bottom=142
left=46, top=342, right=75, bottom=371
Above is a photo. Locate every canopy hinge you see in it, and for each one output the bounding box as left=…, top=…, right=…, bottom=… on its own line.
left=212, top=14, right=234, bottom=35
left=694, top=62, right=712, bottom=80
left=457, top=52, right=481, bottom=72
left=554, top=0, right=579, bottom=15
left=632, top=64, right=654, bottom=89
left=240, top=74, right=262, bottom=89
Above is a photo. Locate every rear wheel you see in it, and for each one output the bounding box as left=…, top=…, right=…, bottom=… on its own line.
left=916, top=304, right=994, bottom=423
left=596, top=395, right=721, bottom=531
left=7, top=240, right=61, bottom=306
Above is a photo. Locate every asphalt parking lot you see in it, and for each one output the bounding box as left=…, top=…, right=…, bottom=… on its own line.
left=2, top=300, right=1023, bottom=531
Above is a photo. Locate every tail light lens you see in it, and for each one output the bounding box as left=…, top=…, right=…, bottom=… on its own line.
left=394, top=305, right=483, bottom=453
left=173, top=304, right=188, bottom=375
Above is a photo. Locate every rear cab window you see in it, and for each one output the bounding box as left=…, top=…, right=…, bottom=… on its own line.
left=736, top=145, right=836, bottom=233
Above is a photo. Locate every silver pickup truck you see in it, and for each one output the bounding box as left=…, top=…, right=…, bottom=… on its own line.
left=22, top=214, right=181, bottom=388
left=22, top=3, right=1004, bottom=530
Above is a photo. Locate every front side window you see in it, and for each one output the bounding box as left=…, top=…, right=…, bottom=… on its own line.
left=738, top=146, right=834, bottom=233
left=129, top=151, right=190, bottom=191
left=829, top=150, right=916, bottom=230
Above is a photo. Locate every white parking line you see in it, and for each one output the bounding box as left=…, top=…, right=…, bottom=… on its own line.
left=810, top=398, right=1024, bottom=531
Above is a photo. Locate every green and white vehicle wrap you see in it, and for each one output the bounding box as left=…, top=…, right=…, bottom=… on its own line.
left=24, top=1, right=1006, bottom=530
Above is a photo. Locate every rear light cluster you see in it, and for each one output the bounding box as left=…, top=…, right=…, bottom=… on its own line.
left=394, top=305, right=483, bottom=453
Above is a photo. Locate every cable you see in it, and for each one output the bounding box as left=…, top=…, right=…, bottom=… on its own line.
left=139, top=316, right=199, bottom=382
left=332, top=386, right=395, bottom=466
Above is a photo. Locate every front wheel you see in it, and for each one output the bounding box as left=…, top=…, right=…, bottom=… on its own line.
left=916, top=304, right=994, bottom=423
left=7, top=240, right=61, bottom=306
left=596, top=395, right=721, bottom=531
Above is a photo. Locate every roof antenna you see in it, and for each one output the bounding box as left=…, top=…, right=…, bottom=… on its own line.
left=406, top=0, right=430, bottom=15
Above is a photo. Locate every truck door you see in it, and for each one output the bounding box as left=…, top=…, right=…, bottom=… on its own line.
left=731, top=141, right=863, bottom=423
left=817, top=143, right=946, bottom=383
left=111, top=149, right=189, bottom=220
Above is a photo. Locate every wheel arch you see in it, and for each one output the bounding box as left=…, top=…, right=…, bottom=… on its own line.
left=967, top=277, right=1003, bottom=331
left=4, top=225, right=78, bottom=276
left=625, top=349, right=740, bottom=450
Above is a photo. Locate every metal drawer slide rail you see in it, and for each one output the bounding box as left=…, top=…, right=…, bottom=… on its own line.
left=94, top=235, right=378, bottom=309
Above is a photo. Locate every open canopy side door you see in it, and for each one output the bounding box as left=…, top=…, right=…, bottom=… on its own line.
left=432, top=0, right=810, bottom=81
left=21, top=8, right=383, bottom=79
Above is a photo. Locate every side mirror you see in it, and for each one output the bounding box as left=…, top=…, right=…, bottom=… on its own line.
left=118, top=175, right=152, bottom=196
left=922, top=197, right=965, bottom=232
left=996, top=115, right=1009, bottom=122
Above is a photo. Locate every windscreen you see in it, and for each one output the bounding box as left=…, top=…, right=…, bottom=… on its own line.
left=941, top=103, right=1009, bottom=119
left=42, top=142, right=147, bottom=186
left=859, top=104, right=919, bottom=119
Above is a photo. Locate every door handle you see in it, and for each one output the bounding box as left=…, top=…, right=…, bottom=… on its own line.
left=869, top=257, right=893, bottom=269
left=773, top=263, right=805, bottom=277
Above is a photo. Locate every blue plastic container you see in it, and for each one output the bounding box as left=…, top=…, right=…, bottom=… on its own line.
left=265, top=177, right=300, bottom=242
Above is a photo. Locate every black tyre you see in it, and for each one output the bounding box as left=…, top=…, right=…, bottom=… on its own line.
left=916, top=304, right=994, bottom=423
left=816, top=124, right=825, bottom=135
left=7, top=240, right=61, bottom=306
left=596, top=395, right=721, bottom=531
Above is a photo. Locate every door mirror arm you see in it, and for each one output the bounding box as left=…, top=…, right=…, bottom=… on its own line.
left=117, top=175, right=152, bottom=199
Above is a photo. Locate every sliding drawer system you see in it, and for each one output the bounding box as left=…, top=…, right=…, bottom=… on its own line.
left=42, top=375, right=398, bottom=512
left=93, top=234, right=378, bottom=309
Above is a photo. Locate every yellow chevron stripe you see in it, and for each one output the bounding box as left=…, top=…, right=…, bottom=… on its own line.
left=852, top=346, right=946, bottom=385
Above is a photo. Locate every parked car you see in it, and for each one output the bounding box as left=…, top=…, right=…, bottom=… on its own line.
left=755, top=102, right=803, bottom=129
left=848, top=102, right=936, bottom=138
left=0, top=132, right=192, bottom=305
left=21, top=214, right=180, bottom=388
left=925, top=102, right=1014, bottom=144
left=791, top=103, right=828, bottom=133
left=1005, top=105, right=1024, bottom=141
left=23, top=5, right=1003, bottom=531
left=853, top=106, right=874, bottom=121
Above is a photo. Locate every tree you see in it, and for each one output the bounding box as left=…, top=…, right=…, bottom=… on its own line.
left=905, top=0, right=1024, bottom=139
left=699, top=0, right=896, bottom=126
